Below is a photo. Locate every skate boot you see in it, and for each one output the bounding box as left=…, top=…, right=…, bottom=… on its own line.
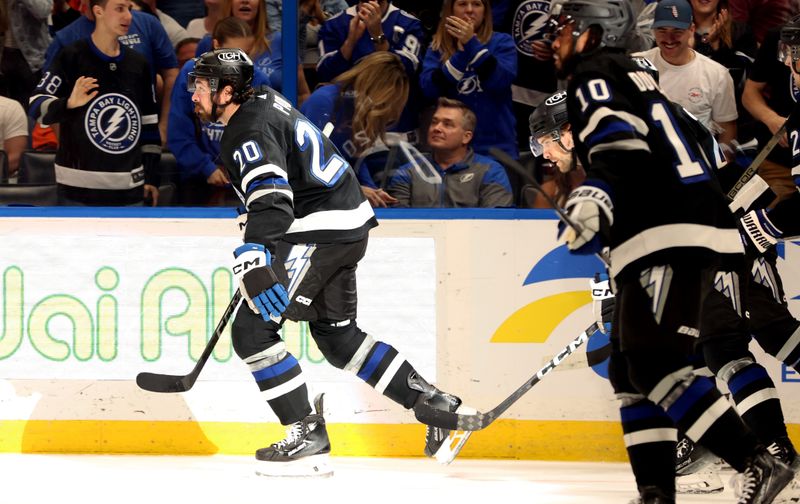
left=627, top=485, right=675, bottom=504
left=676, top=436, right=724, bottom=494
left=255, top=393, right=333, bottom=477
left=768, top=436, right=800, bottom=474
left=732, top=450, right=798, bottom=504
left=408, top=371, right=472, bottom=464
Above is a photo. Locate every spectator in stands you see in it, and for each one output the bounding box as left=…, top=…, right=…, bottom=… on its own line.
left=132, top=0, right=190, bottom=49
left=195, top=0, right=311, bottom=103
left=634, top=0, right=738, bottom=149
left=387, top=97, right=513, bottom=207
left=728, top=0, right=793, bottom=46
left=0, top=95, right=28, bottom=179
left=29, top=0, right=161, bottom=206
left=157, top=0, right=204, bottom=28
left=186, top=0, right=225, bottom=40
left=741, top=17, right=798, bottom=201
left=168, top=17, right=270, bottom=206
left=0, top=0, right=52, bottom=107
left=301, top=51, right=409, bottom=207
left=175, top=37, right=200, bottom=67
left=45, top=0, right=178, bottom=143
left=420, top=0, right=518, bottom=159
left=317, top=0, right=425, bottom=141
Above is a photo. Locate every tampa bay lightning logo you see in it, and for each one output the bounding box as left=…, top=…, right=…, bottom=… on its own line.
left=84, top=93, right=141, bottom=154
left=513, top=0, right=553, bottom=57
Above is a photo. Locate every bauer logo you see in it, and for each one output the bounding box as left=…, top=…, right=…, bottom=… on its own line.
left=84, top=93, right=141, bottom=154
left=512, top=0, right=553, bottom=57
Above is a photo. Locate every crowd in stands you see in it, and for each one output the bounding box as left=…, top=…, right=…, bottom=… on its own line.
left=0, top=0, right=798, bottom=208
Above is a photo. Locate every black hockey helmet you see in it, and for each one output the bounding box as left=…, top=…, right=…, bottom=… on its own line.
left=188, top=48, right=254, bottom=96
left=780, top=14, right=800, bottom=71
left=548, top=0, right=636, bottom=50
left=529, top=91, right=570, bottom=157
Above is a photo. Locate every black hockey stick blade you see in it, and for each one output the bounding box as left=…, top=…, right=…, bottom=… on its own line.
left=414, top=322, right=599, bottom=431
left=136, top=291, right=242, bottom=393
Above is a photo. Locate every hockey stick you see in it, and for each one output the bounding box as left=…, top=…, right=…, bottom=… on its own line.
left=727, top=121, right=787, bottom=199
left=489, top=147, right=611, bottom=267
left=136, top=291, right=242, bottom=393
left=414, top=322, right=599, bottom=431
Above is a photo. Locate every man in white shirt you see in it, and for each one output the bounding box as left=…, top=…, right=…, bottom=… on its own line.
left=634, top=0, right=739, bottom=151
left=0, top=96, right=29, bottom=179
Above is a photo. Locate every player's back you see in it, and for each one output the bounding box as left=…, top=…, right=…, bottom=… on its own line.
left=221, top=87, right=377, bottom=245
left=566, top=51, right=742, bottom=280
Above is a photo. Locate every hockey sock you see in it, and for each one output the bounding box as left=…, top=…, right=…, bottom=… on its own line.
left=653, top=374, right=758, bottom=472
left=721, top=359, right=788, bottom=444
left=245, top=342, right=311, bottom=424
left=620, top=398, right=677, bottom=497
left=355, top=341, right=418, bottom=408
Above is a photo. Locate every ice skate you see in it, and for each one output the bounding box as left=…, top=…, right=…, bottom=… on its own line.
left=768, top=437, right=800, bottom=474
left=731, top=450, right=799, bottom=504
left=676, top=468, right=724, bottom=494
left=408, top=371, right=473, bottom=464
left=255, top=393, right=333, bottom=477
left=627, top=485, right=675, bottom=503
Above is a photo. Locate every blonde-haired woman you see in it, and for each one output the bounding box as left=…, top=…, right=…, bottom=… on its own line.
left=300, top=51, right=410, bottom=207
left=420, top=0, right=518, bottom=159
left=194, top=0, right=310, bottom=103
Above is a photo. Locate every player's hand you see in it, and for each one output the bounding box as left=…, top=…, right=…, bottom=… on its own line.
left=143, top=184, right=159, bottom=206
left=590, top=273, right=614, bottom=334
left=233, top=243, right=290, bottom=321
left=766, top=114, right=789, bottom=148
left=739, top=209, right=781, bottom=254
left=207, top=167, right=230, bottom=187
left=362, top=186, right=398, bottom=208
left=67, top=76, right=99, bottom=109
left=557, top=183, right=613, bottom=255
left=445, top=15, right=475, bottom=46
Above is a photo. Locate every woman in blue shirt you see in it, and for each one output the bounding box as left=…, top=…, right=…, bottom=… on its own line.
left=420, top=0, right=518, bottom=159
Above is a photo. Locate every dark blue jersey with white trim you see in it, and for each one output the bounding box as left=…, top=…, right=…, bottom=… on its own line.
left=220, top=87, right=378, bottom=250
left=566, top=50, right=742, bottom=281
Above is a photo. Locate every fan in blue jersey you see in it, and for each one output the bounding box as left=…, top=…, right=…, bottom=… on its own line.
left=167, top=17, right=270, bottom=206
left=420, top=0, right=518, bottom=160
left=29, top=0, right=161, bottom=206
left=188, top=48, right=472, bottom=476
left=549, top=1, right=799, bottom=502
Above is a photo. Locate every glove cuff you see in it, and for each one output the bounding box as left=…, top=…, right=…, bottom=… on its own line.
left=741, top=209, right=781, bottom=253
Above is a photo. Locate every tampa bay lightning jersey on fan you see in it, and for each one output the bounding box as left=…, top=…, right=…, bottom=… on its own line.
left=29, top=39, right=160, bottom=195
left=566, top=50, right=743, bottom=282
left=220, top=87, right=378, bottom=248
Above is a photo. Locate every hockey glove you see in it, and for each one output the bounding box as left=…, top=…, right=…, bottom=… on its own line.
left=739, top=209, right=782, bottom=254
left=590, top=273, right=614, bottom=334
left=232, top=243, right=290, bottom=321
left=557, top=182, right=613, bottom=255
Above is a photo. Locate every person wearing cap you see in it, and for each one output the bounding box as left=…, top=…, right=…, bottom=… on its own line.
left=633, top=0, right=738, bottom=153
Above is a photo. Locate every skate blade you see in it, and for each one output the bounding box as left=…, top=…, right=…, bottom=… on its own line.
left=676, top=471, right=724, bottom=494
left=434, top=406, right=476, bottom=465
left=255, top=453, right=334, bottom=478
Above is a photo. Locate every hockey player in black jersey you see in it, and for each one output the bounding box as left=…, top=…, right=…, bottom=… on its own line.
left=548, top=1, right=798, bottom=502
left=188, top=48, right=470, bottom=476
left=28, top=0, right=161, bottom=206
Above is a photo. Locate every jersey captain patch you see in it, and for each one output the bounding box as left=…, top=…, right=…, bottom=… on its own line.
left=84, top=93, right=141, bottom=154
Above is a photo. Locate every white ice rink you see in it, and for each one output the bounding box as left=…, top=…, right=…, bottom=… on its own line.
left=0, top=454, right=743, bottom=504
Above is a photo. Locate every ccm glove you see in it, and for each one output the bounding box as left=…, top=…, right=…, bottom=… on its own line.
left=590, top=273, right=614, bottom=334
left=557, top=182, right=614, bottom=255
left=232, top=243, right=290, bottom=321
left=739, top=209, right=782, bottom=254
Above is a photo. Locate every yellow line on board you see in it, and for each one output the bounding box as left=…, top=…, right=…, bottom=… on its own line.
left=2, top=420, right=798, bottom=461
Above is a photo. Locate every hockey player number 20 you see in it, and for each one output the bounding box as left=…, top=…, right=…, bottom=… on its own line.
left=295, top=118, right=347, bottom=186
left=650, top=102, right=708, bottom=183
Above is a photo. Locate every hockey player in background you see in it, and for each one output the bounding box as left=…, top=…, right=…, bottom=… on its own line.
left=548, top=0, right=799, bottom=502
left=187, top=48, right=469, bottom=477
left=28, top=0, right=161, bottom=206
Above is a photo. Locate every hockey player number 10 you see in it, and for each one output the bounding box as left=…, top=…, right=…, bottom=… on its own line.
left=295, top=118, right=348, bottom=187
left=650, top=101, right=710, bottom=183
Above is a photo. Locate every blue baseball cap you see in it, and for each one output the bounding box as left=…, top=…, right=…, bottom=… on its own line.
left=652, top=0, right=693, bottom=30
